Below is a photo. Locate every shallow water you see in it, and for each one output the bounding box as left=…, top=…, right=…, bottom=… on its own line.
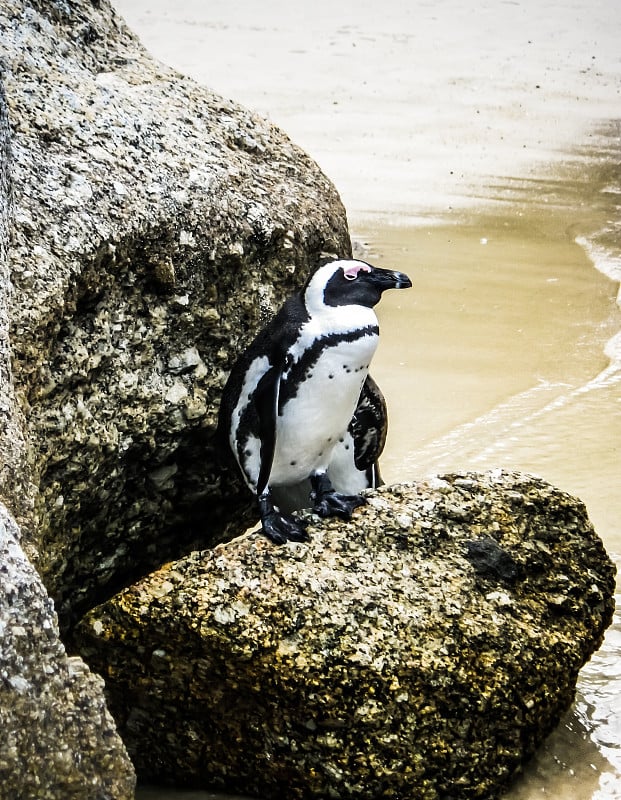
left=364, top=207, right=621, bottom=800
left=113, top=0, right=621, bottom=797
left=370, top=211, right=621, bottom=548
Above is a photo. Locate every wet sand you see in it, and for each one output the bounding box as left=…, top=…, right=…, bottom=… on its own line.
left=111, top=1, right=621, bottom=798
left=369, top=208, right=621, bottom=538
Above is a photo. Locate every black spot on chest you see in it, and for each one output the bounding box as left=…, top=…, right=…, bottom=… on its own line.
left=279, top=326, right=378, bottom=409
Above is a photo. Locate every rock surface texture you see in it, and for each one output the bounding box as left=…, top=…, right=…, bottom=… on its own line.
left=1, top=0, right=349, bottom=797
left=1, top=0, right=349, bottom=626
left=3, top=79, right=133, bottom=800
left=76, top=472, right=616, bottom=800
left=0, top=503, right=136, bottom=800
left=0, top=76, right=29, bottom=539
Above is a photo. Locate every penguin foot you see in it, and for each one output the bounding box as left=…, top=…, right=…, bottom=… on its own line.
left=261, top=510, right=310, bottom=545
left=312, top=491, right=367, bottom=520
left=310, top=472, right=367, bottom=521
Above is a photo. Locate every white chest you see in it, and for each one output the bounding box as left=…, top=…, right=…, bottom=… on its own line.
left=270, top=332, right=379, bottom=486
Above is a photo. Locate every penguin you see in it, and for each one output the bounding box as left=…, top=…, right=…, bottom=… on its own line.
left=218, top=257, right=412, bottom=544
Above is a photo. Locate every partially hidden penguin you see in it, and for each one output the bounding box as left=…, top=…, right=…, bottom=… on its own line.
left=218, top=257, right=412, bottom=544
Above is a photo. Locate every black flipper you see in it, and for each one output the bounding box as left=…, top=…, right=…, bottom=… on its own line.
left=349, top=374, right=387, bottom=488
left=253, top=365, right=280, bottom=497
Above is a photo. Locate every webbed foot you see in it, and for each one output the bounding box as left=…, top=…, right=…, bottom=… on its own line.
left=312, top=491, right=366, bottom=520
left=310, top=471, right=366, bottom=520
left=262, top=510, right=309, bottom=544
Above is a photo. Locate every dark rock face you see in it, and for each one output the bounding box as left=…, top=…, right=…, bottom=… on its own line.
left=1, top=0, right=350, bottom=626
left=75, top=472, right=616, bottom=800
left=0, top=503, right=136, bottom=800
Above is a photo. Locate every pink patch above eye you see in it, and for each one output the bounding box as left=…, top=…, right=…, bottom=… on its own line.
left=343, top=263, right=372, bottom=281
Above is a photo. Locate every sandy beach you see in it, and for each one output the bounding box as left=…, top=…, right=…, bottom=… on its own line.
left=113, top=0, right=620, bottom=223
left=111, top=1, right=621, bottom=798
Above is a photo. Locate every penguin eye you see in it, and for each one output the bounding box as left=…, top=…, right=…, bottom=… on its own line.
left=344, top=271, right=357, bottom=281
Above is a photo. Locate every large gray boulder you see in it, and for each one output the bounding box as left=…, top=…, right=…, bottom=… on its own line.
left=0, top=503, right=136, bottom=800
left=1, top=0, right=350, bottom=628
left=75, top=471, right=616, bottom=800
left=0, top=0, right=350, bottom=796
left=3, top=75, right=134, bottom=800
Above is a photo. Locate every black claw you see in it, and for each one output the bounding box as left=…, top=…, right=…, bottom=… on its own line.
left=261, top=520, right=288, bottom=545
left=313, top=491, right=367, bottom=520
left=261, top=510, right=310, bottom=545
left=259, top=491, right=310, bottom=545
left=309, top=472, right=367, bottom=521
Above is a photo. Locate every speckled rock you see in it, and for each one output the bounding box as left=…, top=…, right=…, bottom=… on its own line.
left=0, top=81, right=31, bottom=537
left=1, top=0, right=350, bottom=626
left=0, top=503, right=136, bottom=800
left=3, top=78, right=133, bottom=800
left=76, top=471, right=616, bottom=800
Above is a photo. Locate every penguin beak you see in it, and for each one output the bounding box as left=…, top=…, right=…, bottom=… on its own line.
left=392, top=271, right=412, bottom=289
left=369, top=267, right=412, bottom=291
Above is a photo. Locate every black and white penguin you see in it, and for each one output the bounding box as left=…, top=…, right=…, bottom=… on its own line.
left=218, top=257, right=412, bottom=544
left=271, top=372, right=388, bottom=514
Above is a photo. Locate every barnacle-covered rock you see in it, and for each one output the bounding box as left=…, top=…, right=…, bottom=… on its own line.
left=4, top=80, right=133, bottom=800
left=0, top=503, right=136, bottom=800
left=76, top=471, right=616, bottom=800
left=1, top=0, right=350, bottom=627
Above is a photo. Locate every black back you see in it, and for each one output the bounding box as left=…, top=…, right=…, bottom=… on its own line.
left=217, top=293, right=309, bottom=451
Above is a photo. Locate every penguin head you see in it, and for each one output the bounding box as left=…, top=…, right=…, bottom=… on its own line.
left=305, top=259, right=412, bottom=313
